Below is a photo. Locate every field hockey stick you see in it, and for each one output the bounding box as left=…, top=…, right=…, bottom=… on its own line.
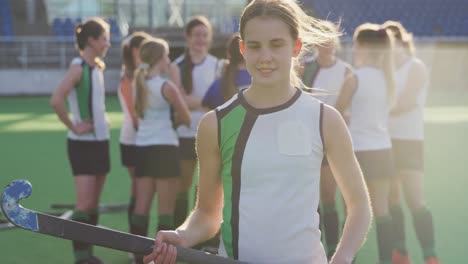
left=50, top=203, right=128, bottom=213
left=2, top=180, right=248, bottom=264
left=0, top=209, right=73, bottom=231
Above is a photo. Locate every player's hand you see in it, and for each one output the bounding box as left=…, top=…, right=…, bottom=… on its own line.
left=143, top=230, right=184, bottom=264
left=73, top=121, right=94, bottom=135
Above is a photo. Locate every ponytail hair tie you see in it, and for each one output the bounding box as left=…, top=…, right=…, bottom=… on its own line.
left=75, top=24, right=83, bottom=34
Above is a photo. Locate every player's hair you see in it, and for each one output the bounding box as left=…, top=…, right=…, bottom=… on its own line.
left=221, top=33, right=244, bottom=102
left=354, top=23, right=395, bottom=103
left=134, top=38, right=169, bottom=118
left=121, top=31, right=152, bottom=78
left=239, top=0, right=339, bottom=89
left=182, top=16, right=213, bottom=94
left=74, top=17, right=109, bottom=69
left=382, top=20, right=415, bottom=56
left=316, top=20, right=342, bottom=51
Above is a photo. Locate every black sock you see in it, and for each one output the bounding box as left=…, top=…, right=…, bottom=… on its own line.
left=128, top=196, right=136, bottom=230
left=390, top=205, right=408, bottom=256
left=130, top=214, right=149, bottom=264
left=174, top=192, right=188, bottom=227
left=322, top=203, right=339, bottom=259
left=158, top=215, right=174, bottom=231
left=71, top=210, right=92, bottom=262
left=130, top=214, right=149, bottom=237
left=412, top=207, right=437, bottom=259
left=376, top=215, right=394, bottom=264
left=88, top=209, right=99, bottom=256
left=89, top=209, right=99, bottom=226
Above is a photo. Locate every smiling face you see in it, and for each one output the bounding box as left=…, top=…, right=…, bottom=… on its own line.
left=186, top=24, right=211, bottom=54
left=240, top=16, right=300, bottom=88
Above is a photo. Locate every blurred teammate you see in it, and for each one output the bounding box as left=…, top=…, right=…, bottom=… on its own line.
left=383, top=20, right=440, bottom=264
left=131, top=37, right=191, bottom=263
left=335, top=23, right=395, bottom=264
left=172, top=16, right=224, bottom=227
left=301, top=20, right=353, bottom=260
left=50, top=17, right=110, bottom=264
left=119, top=31, right=151, bottom=232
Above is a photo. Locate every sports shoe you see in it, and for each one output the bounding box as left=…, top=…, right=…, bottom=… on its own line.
left=392, top=250, right=411, bottom=264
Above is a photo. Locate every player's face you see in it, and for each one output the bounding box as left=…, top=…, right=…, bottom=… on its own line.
left=160, top=49, right=171, bottom=73
left=317, top=41, right=336, bottom=58
left=91, top=31, right=111, bottom=57
left=186, top=24, right=211, bottom=54
left=240, top=17, right=299, bottom=87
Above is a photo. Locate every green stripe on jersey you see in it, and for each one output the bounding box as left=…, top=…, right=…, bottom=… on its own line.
left=76, top=64, right=91, bottom=120
left=219, top=104, right=247, bottom=259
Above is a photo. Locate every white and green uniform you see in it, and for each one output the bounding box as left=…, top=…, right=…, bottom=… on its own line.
left=174, top=54, right=223, bottom=138
left=67, top=57, right=109, bottom=141
left=216, top=89, right=327, bottom=264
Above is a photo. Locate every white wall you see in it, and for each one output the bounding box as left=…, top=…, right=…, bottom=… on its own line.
left=0, top=69, right=121, bottom=95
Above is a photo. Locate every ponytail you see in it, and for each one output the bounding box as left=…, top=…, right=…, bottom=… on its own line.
left=221, top=62, right=238, bottom=102
left=122, top=42, right=133, bottom=77
left=221, top=33, right=243, bottom=102
left=181, top=49, right=194, bottom=94
left=133, top=66, right=149, bottom=118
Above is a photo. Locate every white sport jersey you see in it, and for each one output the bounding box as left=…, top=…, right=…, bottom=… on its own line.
left=135, top=76, right=178, bottom=146
left=348, top=67, right=391, bottom=151
left=215, top=89, right=327, bottom=264
left=389, top=57, right=427, bottom=140
left=312, top=58, right=348, bottom=107
left=174, top=54, right=223, bottom=138
left=67, top=57, right=109, bottom=141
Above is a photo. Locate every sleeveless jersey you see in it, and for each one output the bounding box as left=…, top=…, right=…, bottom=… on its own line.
left=348, top=67, right=391, bottom=151
left=67, top=57, right=109, bottom=141
left=174, top=54, right=223, bottom=138
left=389, top=57, right=426, bottom=140
left=303, top=57, right=348, bottom=107
left=216, top=89, right=327, bottom=264
left=135, top=76, right=178, bottom=146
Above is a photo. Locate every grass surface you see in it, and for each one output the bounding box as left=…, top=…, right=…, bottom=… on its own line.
left=1, top=90, right=467, bottom=263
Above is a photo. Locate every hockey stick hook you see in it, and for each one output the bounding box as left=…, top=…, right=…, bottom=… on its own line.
left=1, top=179, right=39, bottom=231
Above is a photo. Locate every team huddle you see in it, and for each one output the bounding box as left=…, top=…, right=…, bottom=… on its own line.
left=49, top=1, right=439, bottom=264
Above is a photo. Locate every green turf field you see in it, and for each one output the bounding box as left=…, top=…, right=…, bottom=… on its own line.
left=1, top=90, right=467, bottom=264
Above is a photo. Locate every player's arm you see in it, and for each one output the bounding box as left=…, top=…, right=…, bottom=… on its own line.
left=50, top=64, right=92, bottom=135
left=322, top=105, right=372, bottom=264
left=390, top=59, right=427, bottom=116
left=334, top=72, right=357, bottom=119
left=163, top=80, right=192, bottom=127
left=176, top=111, right=224, bottom=245
left=168, top=62, right=182, bottom=90
left=170, top=62, right=203, bottom=111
